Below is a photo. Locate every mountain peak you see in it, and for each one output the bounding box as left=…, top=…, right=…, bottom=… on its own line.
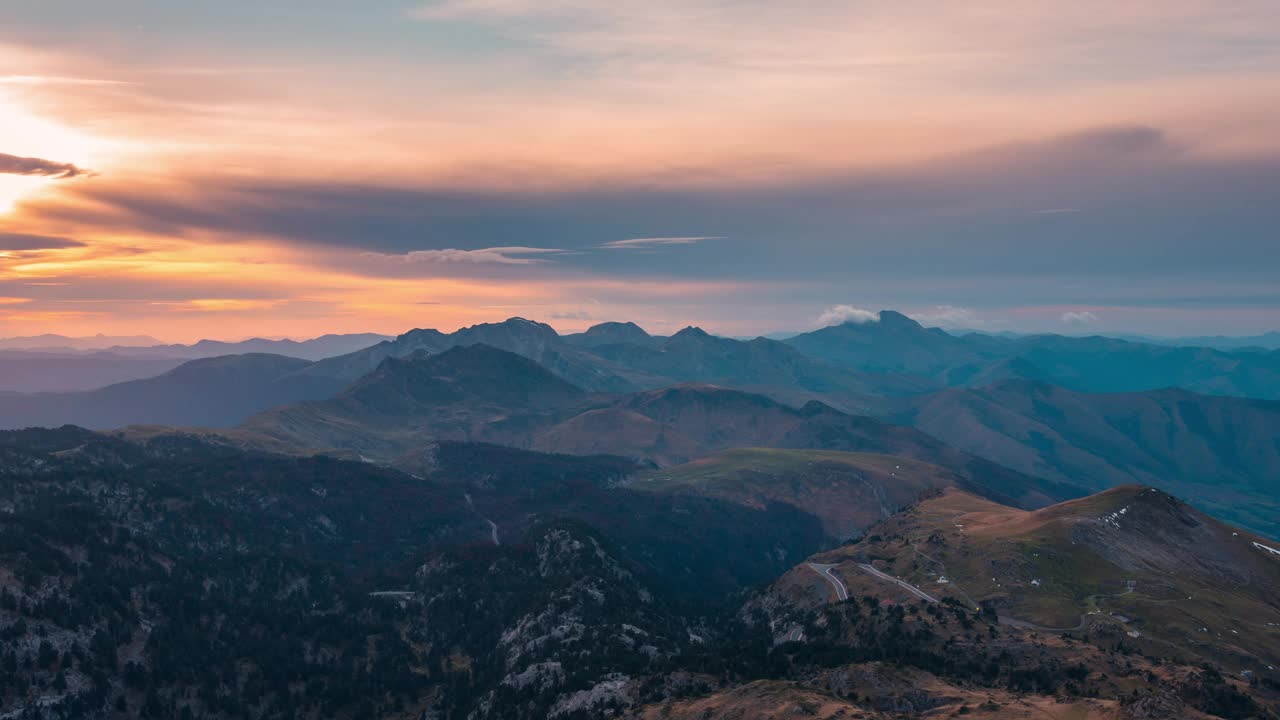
left=672, top=326, right=711, bottom=339
left=347, top=342, right=584, bottom=410
left=567, top=321, right=653, bottom=347
left=586, top=320, right=648, bottom=336
left=450, top=317, right=563, bottom=348
left=876, top=310, right=924, bottom=330
left=1034, top=484, right=1197, bottom=530
left=502, top=316, right=544, bottom=327
left=470, top=317, right=559, bottom=336
left=388, top=342, right=565, bottom=377
left=398, top=327, right=447, bottom=342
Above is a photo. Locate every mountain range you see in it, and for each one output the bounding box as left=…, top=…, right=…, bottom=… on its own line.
left=0, top=354, right=348, bottom=430
left=234, top=343, right=1078, bottom=509
left=106, top=332, right=394, bottom=361
left=0, top=333, right=392, bottom=393
left=0, top=350, right=188, bottom=393
left=786, top=311, right=1280, bottom=400
left=1, top=304, right=1277, bottom=716
left=2, top=423, right=1276, bottom=719
left=2, top=312, right=1277, bottom=540
left=0, top=331, right=390, bottom=359
left=0, top=332, right=163, bottom=351
left=1105, top=331, right=1280, bottom=352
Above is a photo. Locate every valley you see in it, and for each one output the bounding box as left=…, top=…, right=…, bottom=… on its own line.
left=4, top=2, right=1277, bottom=715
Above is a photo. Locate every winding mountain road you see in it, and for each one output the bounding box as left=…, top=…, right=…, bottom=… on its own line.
left=856, top=563, right=939, bottom=603
left=807, top=558, right=1150, bottom=639
left=807, top=563, right=849, bottom=601
left=810, top=561, right=942, bottom=604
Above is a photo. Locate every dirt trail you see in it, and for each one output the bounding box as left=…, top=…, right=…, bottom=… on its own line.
left=464, top=492, right=501, bottom=546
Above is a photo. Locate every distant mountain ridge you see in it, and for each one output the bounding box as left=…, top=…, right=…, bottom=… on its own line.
left=297, top=317, right=649, bottom=392
left=104, top=332, right=392, bottom=360
left=0, top=353, right=348, bottom=430
left=0, top=331, right=390, bottom=359
left=0, top=350, right=188, bottom=392
left=786, top=310, right=1280, bottom=400
left=0, top=332, right=163, bottom=351
left=238, top=343, right=1079, bottom=509
left=2, top=312, right=1277, bottom=543
left=299, top=316, right=932, bottom=414
left=1104, top=330, right=1280, bottom=351
left=888, top=378, right=1280, bottom=538
left=1, top=315, right=912, bottom=431
left=0, top=332, right=390, bottom=394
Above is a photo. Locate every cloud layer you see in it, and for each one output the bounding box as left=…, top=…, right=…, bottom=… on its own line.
left=0, top=232, right=84, bottom=250
left=368, top=247, right=563, bottom=265
left=0, top=3, right=1278, bottom=340
left=599, top=237, right=722, bottom=249
left=0, top=152, right=86, bottom=179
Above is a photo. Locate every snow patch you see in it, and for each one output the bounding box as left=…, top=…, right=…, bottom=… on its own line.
left=1101, top=505, right=1130, bottom=528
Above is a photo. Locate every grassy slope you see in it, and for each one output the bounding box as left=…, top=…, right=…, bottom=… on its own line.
left=803, top=487, right=1280, bottom=671
left=894, top=382, right=1280, bottom=539
left=626, top=448, right=964, bottom=540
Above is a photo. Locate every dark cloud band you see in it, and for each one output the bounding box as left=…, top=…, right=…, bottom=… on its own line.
left=0, top=232, right=85, bottom=251
left=0, top=152, right=87, bottom=179
left=14, top=126, right=1280, bottom=287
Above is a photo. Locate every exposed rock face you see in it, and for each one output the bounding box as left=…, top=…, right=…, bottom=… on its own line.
left=414, top=522, right=688, bottom=720
left=1121, top=688, right=1187, bottom=719
left=549, top=674, right=634, bottom=718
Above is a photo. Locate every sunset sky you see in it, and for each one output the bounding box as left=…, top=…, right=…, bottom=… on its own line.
left=2, top=1, right=1278, bottom=341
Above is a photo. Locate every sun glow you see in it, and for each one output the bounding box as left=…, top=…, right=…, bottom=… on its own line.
left=0, top=87, right=109, bottom=212
left=0, top=175, right=50, bottom=214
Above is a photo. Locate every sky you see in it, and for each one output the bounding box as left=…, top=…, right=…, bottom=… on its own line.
left=1, top=1, right=1278, bottom=342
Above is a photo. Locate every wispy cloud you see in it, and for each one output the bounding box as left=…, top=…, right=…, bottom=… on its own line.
left=0, top=75, right=129, bottom=86
left=0, top=152, right=88, bottom=179
left=910, top=305, right=974, bottom=326
left=817, top=305, right=877, bottom=326
left=149, top=299, right=286, bottom=312
left=598, top=236, right=722, bottom=249
left=1061, top=310, right=1100, bottom=325
left=365, top=246, right=563, bottom=265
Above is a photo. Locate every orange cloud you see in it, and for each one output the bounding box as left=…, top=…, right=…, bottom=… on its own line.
left=0, top=2, right=1277, bottom=340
